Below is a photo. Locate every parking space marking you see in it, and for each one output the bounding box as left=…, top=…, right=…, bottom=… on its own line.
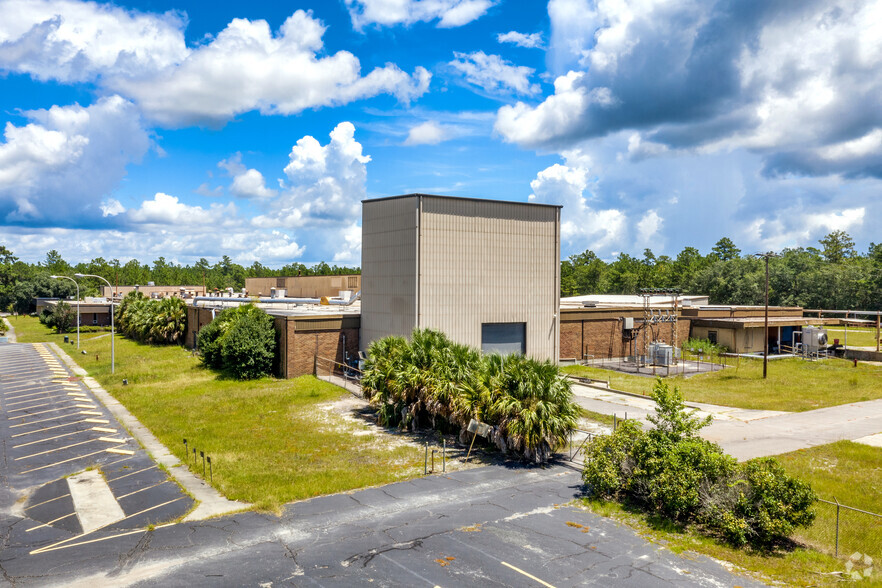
left=74, top=404, right=97, bottom=409
left=24, top=493, right=72, bottom=510
left=26, top=512, right=78, bottom=533
left=6, top=393, right=71, bottom=406
left=107, top=465, right=157, bottom=482
left=30, top=500, right=185, bottom=555
left=12, top=419, right=95, bottom=437
left=10, top=411, right=84, bottom=428
left=80, top=410, right=103, bottom=416
left=5, top=390, right=64, bottom=401
left=91, top=427, right=117, bottom=434
left=9, top=400, right=80, bottom=414
left=116, top=480, right=170, bottom=500
left=13, top=428, right=98, bottom=449
left=104, top=455, right=135, bottom=468
left=15, top=437, right=122, bottom=460
left=105, top=448, right=135, bottom=455
left=20, top=449, right=108, bottom=474
left=501, top=562, right=556, bottom=588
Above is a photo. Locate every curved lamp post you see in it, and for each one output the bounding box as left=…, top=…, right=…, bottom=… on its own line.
left=74, top=273, right=114, bottom=374
left=49, top=275, right=79, bottom=349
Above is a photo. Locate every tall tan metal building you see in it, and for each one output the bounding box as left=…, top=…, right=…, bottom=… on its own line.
left=361, top=194, right=561, bottom=361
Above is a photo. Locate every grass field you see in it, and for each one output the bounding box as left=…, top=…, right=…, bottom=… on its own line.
left=562, top=356, right=882, bottom=412
left=779, top=441, right=882, bottom=568
left=7, top=315, right=425, bottom=512
left=825, top=327, right=881, bottom=348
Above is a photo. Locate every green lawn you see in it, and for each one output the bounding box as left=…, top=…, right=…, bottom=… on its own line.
left=8, top=316, right=424, bottom=512
left=779, top=441, right=882, bottom=567
left=825, top=327, right=880, bottom=348
left=563, top=357, right=882, bottom=412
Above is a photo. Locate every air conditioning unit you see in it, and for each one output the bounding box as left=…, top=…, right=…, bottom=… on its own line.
left=802, top=326, right=828, bottom=353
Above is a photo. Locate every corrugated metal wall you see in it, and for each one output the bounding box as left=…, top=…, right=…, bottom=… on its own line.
left=418, top=196, right=559, bottom=361
left=360, top=197, right=419, bottom=350
left=244, top=275, right=360, bottom=298
left=361, top=195, right=560, bottom=362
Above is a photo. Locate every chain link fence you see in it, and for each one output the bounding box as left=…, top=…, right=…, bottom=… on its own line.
left=795, top=498, right=880, bottom=579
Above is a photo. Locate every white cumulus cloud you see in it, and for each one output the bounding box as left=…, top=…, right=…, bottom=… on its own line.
left=497, top=31, right=543, bottom=48
left=404, top=121, right=449, bottom=145
left=345, top=0, right=495, bottom=29
left=0, top=95, right=150, bottom=224
left=219, top=153, right=277, bottom=199
left=0, top=0, right=188, bottom=82
left=112, top=11, right=431, bottom=128
left=450, top=51, right=539, bottom=96
left=253, top=122, right=370, bottom=229
left=127, top=192, right=237, bottom=226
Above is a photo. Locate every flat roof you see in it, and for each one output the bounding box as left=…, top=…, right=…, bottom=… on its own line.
left=363, top=193, right=562, bottom=209
left=693, top=317, right=840, bottom=329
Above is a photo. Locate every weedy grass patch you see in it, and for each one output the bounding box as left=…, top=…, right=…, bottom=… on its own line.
left=9, top=315, right=424, bottom=512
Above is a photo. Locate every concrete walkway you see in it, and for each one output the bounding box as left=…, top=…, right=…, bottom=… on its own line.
left=48, top=342, right=249, bottom=520
left=571, top=382, right=882, bottom=460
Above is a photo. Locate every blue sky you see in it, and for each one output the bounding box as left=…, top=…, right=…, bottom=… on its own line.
left=1, top=0, right=880, bottom=267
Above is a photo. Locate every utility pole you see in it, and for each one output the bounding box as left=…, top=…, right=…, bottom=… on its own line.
left=753, top=252, right=780, bottom=379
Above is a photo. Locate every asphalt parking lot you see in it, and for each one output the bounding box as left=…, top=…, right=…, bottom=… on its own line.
left=0, top=342, right=194, bottom=557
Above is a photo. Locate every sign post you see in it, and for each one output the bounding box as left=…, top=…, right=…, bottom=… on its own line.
left=465, top=418, right=491, bottom=463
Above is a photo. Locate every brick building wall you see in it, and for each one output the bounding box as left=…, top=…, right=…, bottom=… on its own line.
left=560, top=316, right=692, bottom=360
left=282, top=326, right=360, bottom=378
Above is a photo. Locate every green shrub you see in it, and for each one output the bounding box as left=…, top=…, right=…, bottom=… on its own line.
left=220, top=309, right=275, bottom=380
left=362, top=328, right=579, bottom=463
left=196, top=304, right=276, bottom=380
left=582, top=378, right=815, bottom=549
left=115, top=291, right=187, bottom=344
left=700, top=458, right=816, bottom=548
left=51, top=301, right=74, bottom=333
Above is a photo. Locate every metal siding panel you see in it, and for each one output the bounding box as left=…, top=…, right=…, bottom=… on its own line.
left=361, top=197, right=418, bottom=352
left=417, top=196, right=558, bottom=361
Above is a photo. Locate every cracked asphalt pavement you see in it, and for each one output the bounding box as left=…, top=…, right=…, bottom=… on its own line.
left=1, top=464, right=764, bottom=587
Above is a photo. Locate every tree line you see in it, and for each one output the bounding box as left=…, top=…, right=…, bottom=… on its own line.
left=0, top=246, right=358, bottom=314
left=562, top=231, right=882, bottom=310
left=3, top=229, right=879, bottom=314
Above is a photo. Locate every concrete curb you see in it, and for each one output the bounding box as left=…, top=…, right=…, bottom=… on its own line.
left=48, top=342, right=250, bottom=521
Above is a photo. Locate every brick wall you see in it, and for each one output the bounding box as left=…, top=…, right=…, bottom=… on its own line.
left=561, top=318, right=693, bottom=359
left=186, top=306, right=221, bottom=350
left=285, top=327, right=360, bottom=378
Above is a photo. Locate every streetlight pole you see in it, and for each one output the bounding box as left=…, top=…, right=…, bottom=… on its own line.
left=49, top=275, right=79, bottom=349
left=752, top=252, right=780, bottom=379
left=74, top=273, right=114, bottom=374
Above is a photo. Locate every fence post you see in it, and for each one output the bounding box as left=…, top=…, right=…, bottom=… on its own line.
left=424, top=442, right=429, bottom=475
left=834, top=497, right=840, bottom=558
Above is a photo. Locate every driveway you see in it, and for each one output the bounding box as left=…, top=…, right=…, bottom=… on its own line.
left=571, top=382, right=882, bottom=460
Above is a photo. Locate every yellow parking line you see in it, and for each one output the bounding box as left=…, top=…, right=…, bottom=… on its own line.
left=30, top=499, right=184, bottom=555
left=6, top=394, right=69, bottom=407
left=10, top=411, right=83, bottom=428
left=80, top=411, right=103, bottom=416
left=20, top=449, right=107, bottom=474
left=91, top=427, right=116, bottom=434
left=25, top=493, right=71, bottom=510
left=26, top=512, right=78, bottom=532
left=107, top=465, right=156, bottom=482
left=13, top=428, right=95, bottom=448
left=12, top=419, right=92, bottom=437
left=105, top=455, right=135, bottom=467
left=105, top=448, right=135, bottom=456
left=15, top=438, right=102, bottom=460
left=4, top=390, right=58, bottom=401
left=8, top=400, right=78, bottom=413
left=116, top=480, right=170, bottom=500
left=500, top=562, right=556, bottom=588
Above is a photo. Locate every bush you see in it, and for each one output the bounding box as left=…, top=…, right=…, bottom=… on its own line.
left=362, top=328, right=579, bottom=463
left=700, top=458, right=816, bottom=548
left=219, top=309, right=275, bottom=380
left=582, top=378, right=815, bottom=549
left=40, top=301, right=74, bottom=333
left=115, top=291, right=187, bottom=344
left=196, top=304, right=276, bottom=380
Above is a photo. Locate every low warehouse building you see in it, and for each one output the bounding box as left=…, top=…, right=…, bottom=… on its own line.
left=244, top=274, right=361, bottom=298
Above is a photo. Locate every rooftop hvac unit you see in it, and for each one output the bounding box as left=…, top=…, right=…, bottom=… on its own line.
left=802, top=326, right=828, bottom=353
left=147, top=281, right=155, bottom=286
left=582, top=301, right=598, bottom=307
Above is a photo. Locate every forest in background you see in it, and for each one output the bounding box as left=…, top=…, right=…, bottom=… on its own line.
left=562, top=232, right=882, bottom=310
left=2, top=230, right=880, bottom=314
